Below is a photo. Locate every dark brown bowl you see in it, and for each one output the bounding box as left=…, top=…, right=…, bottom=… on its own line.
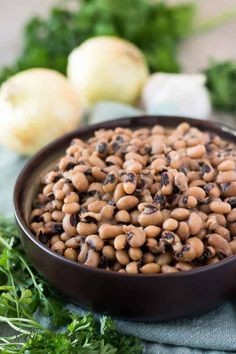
left=13, top=115, right=236, bottom=321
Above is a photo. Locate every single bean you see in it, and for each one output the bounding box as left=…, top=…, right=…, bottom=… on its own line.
left=156, top=252, right=173, bottom=266
left=207, top=234, right=232, bottom=257
left=175, top=262, right=194, bottom=271
left=51, top=240, right=65, bottom=254
left=86, top=235, right=104, bottom=251
left=126, top=262, right=139, bottom=274
left=99, top=224, right=123, bottom=239
left=229, top=239, right=236, bottom=254
left=210, top=201, right=231, bottom=214
left=170, top=208, right=190, bottom=221
left=188, top=212, right=203, bottom=235
left=217, top=160, right=235, bottom=171
left=102, top=245, right=115, bottom=260
left=142, top=252, right=155, bottom=264
left=115, top=210, right=131, bottom=224
left=114, top=183, right=126, bottom=203
left=64, top=248, right=77, bottom=261
left=62, top=202, right=80, bottom=214
left=123, top=172, right=137, bottom=194
left=217, top=171, right=236, bottom=184
left=186, top=237, right=204, bottom=257
left=77, top=243, right=89, bottom=263
left=84, top=249, right=100, bottom=268
left=227, top=208, right=236, bottom=222
left=176, top=221, right=190, bottom=241
left=144, top=225, right=161, bottom=238
left=187, top=144, right=206, bottom=159
left=128, top=247, right=143, bottom=261
left=187, top=186, right=206, bottom=201
left=114, top=234, right=127, bottom=250
left=62, top=214, right=77, bottom=236
left=116, top=195, right=139, bottom=210
left=163, top=218, right=178, bottom=231
left=161, top=265, right=178, bottom=273
left=72, top=172, right=89, bottom=192
left=88, top=200, right=107, bottom=213
left=123, top=225, right=146, bottom=247
left=101, top=205, right=115, bottom=220
left=140, top=263, right=160, bottom=274
left=116, top=250, right=130, bottom=265
left=77, top=222, right=98, bottom=236
left=138, top=206, right=163, bottom=227
left=65, top=235, right=83, bottom=249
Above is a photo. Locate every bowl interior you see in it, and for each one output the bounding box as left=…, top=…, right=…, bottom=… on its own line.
left=15, top=115, right=236, bottom=265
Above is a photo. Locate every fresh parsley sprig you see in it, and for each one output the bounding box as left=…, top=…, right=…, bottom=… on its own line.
left=0, top=216, right=143, bottom=353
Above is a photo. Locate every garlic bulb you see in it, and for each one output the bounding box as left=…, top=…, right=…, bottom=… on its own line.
left=67, top=36, right=149, bottom=108
left=142, top=73, right=211, bottom=119
left=0, top=68, right=81, bottom=155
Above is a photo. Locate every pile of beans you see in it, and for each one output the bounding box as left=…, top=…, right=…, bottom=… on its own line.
left=30, top=122, right=236, bottom=274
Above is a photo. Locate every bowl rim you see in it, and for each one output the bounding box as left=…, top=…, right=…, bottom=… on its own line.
left=13, top=114, right=236, bottom=279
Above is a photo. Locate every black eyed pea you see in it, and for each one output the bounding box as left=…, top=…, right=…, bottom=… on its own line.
left=77, top=243, right=89, bottom=263
left=140, top=263, right=160, bottom=274
left=50, top=235, right=60, bottom=246
left=88, top=152, right=106, bottom=169
left=65, top=235, right=84, bottom=249
left=103, top=172, right=118, bottom=193
left=60, top=232, right=71, bottom=242
left=187, top=144, right=206, bottom=159
left=217, top=160, right=235, bottom=171
left=113, top=182, right=126, bottom=203
left=160, top=231, right=180, bottom=247
left=72, top=172, right=89, bottom=192
left=174, top=172, right=188, bottom=192
left=188, top=212, right=203, bottom=235
left=214, top=226, right=230, bottom=241
left=125, top=152, right=146, bottom=166
left=62, top=202, right=80, bottom=214
left=91, top=166, right=107, bottom=182
left=156, top=252, right=173, bottom=266
left=130, top=209, right=140, bottom=225
left=187, top=186, right=206, bottom=201
left=128, top=247, right=143, bottom=261
left=174, top=244, right=197, bottom=262
left=221, top=182, right=236, bottom=198
left=229, top=238, right=236, bottom=254
left=43, top=183, right=53, bottom=196
left=88, top=182, right=104, bottom=195
left=123, top=225, right=146, bottom=248
left=210, top=201, right=231, bottom=214
left=123, top=160, right=143, bottom=174
left=178, top=195, right=197, bottom=209
left=146, top=238, right=162, bottom=254
left=161, top=209, right=171, bottom=222
left=207, top=234, right=233, bottom=257
left=42, top=212, right=52, bottom=223
left=76, top=222, right=98, bottom=236
left=175, top=262, right=194, bottom=271
left=189, top=179, right=206, bottom=188
left=138, top=206, right=163, bottom=227
left=161, top=265, right=178, bottom=273
left=160, top=171, right=173, bottom=195
left=114, top=234, right=127, bottom=250
left=186, top=237, right=204, bottom=258
left=116, top=250, right=130, bottom=265
left=116, top=195, right=139, bottom=211
left=85, top=235, right=104, bottom=251
left=204, top=183, right=221, bottom=198
left=64, top=248, right=77, bottom=261
left=176, top=221, right=190, bottom=241
left=51, top=240, right=65, bottom=254
left=102, top=245, right=115, bottom=260
left=101, top=205, right=115, bottom=220
left=142, top=252, right=155, bottom=264
left=216, top=171, right=236, bottom=184
left=51, top=211, right=65, bottom=222
left=163, top=218, right=178, bottom=231
left=88, top=200, right=107, bottom=213
left=123, top=172, right=137, bottom=194
left=126, top=261, right=139, bottom=274
left=207, top=256, right=220, bottom=265
left=84, top=249, right=100, bottom=268
left=227, top=208, right=236, bottom=223
left=150, top=158, right=166, bottom=172
left=54, top=189, right=66, bottom=201
left=214, top=213, right=227, bottom=226
left=99, top=224, right=123, bottom=239
left=170, top=208, right=190, bottom=221
left=115, top=210, right=131, bottom=224
left=106, top=155, right=123, bottom=167
left=144, top=225, right=161, bottom=238
left=62, top=214, right=77, bottom=237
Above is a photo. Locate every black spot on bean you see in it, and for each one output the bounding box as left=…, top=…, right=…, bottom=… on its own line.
left=54, top=223, right=64, bottom=234
left=161, top=172, right=169, bottom=187
left=154, top=194, right=166, bottom=210
left=226, top=197, right=236, bottom=208
left=38, top=232, right=48, bottom=244
left=103, top=173, right=116, bottom=185
left=96, top=142, right=107, bottom=155
left=125, top=172, right=135, bottom=183
left=201, top=164, right=211, bottom=175
left=144, top=205, right=158, bottom=215
left=70, top=214, right=79, bottom=227
left=64, top=162, right=77, bottom=171
left=31, top=215, right=43, bottom=223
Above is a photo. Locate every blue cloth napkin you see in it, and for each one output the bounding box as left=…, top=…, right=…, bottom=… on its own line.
left=1, top=105, right=236, bottom=353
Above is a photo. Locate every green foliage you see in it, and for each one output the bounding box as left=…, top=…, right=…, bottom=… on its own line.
left=205, top=60, right=236, bottom=113
left=0, top=0, right=194, bottom=84
left=0, top=216, right=143, bottom=353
